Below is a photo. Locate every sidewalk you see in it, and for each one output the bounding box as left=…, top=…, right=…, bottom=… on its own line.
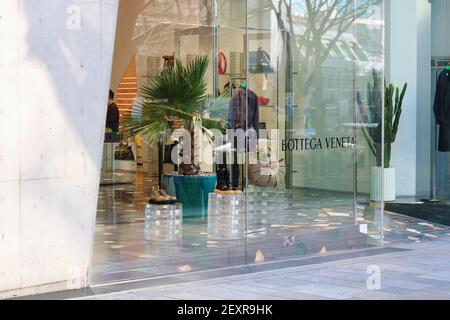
left=80, top=237, right=450, bottom=300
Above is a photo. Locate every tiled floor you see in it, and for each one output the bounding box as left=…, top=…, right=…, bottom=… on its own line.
left=83, top=239, right=450, bottom=300
left=91, top=171, right=450, bottom=287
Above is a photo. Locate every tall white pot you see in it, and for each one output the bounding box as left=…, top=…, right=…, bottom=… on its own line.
left=370, top=167, right=396, bottom=202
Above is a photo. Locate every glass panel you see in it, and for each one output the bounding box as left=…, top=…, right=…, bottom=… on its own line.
left=354, top=0, right=385, bottom=245
left=243, top=0, right=385, bottom=265
left=93, top=0, right=250, bottom=284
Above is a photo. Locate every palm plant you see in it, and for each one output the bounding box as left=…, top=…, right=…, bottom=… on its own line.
left=359, top=69, right=407, bottom=168
left=123, top=56, right=228, bottom=175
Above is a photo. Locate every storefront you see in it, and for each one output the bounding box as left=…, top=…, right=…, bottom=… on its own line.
left=0, top=0, right=450, bottom=298
left=92, top=0, right=386, bottom=285
left=6, top=0, right=450, bottom=298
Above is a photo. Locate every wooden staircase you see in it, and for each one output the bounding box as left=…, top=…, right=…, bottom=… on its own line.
left=117, top=57, right=137, bottom=132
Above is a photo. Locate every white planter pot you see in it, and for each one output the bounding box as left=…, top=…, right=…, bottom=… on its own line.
left=370, top=167, right=396, bottom=202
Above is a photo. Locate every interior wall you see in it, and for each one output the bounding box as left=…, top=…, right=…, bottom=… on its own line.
left=135, top=25, right=176, bottom=92
left=110, top=0, right=148, bottom=92
left=0, top=0, right=119, bottom=298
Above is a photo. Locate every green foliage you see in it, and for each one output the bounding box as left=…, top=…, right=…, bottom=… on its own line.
left=360, top=69, right=407, bottom=168
left=123, top=56, right=227, bottom=146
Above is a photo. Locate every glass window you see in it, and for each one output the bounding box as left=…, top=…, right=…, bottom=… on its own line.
left=93, top=0, right=385, bottom=284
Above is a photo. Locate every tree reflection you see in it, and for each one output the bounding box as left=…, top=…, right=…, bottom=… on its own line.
left=271, top=0, right=382, bottom=131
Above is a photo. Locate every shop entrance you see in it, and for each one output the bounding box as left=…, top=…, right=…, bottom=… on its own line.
left=91, top=0, right=386, bottom=285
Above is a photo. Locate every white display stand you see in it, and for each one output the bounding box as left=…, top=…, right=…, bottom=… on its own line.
left=207, top=193, right=246, bottom=240
left=144, top=204, right=183, bottom=242
left=102, top=142, right=119, bottom=172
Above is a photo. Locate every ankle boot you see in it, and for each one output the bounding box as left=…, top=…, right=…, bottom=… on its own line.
left=158, top=189, right=177, bottom=203
left=223, top=167, right=232, bottom=190
left=149, top=187, right=176, bottom=205
left=216, top=167, right=230, bottom=191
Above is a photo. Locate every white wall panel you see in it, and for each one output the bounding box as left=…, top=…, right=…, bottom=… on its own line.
left=387, top=0, right=431, bottom=197
left=0, top=182, right=21, bottom=292
left=0, top=0, right=20, bottom=183
left=0, top=0, right=119, bottom=297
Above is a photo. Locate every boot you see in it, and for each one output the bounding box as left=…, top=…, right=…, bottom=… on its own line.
left=223, top=167, right=232, bottom=191
left=158, top=189, right=177, bottom=203
left=149, top=187, right=176, bottom=205
left=216, top=167, right=231, bottom=191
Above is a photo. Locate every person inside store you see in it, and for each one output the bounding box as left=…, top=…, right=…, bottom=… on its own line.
left=106, top=89, right=120, bottom=133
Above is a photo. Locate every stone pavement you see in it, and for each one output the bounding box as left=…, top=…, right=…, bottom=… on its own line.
left=80, top=238, right=450, bottom=300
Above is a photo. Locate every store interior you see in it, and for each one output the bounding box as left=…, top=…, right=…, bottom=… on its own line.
left=380, top=0, right=450, bottom=226
left=91, top=0, right=450, bottom=285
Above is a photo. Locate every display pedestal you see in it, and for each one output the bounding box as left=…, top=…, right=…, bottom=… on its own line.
left=144, top=204, right=183, bottom=242
left=102, top=142, right=119, bottom=172
left=207, top=193, right=245, bottom=240
left=246, top=186, right=291, bottom=227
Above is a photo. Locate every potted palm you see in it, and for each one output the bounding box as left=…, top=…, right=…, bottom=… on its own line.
left=124, top=56, right=229, bottom=218
left=359, top=70, right=407, bottom=202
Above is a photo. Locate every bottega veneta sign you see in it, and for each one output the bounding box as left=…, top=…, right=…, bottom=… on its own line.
left=282, top=137, right=356, bottom=151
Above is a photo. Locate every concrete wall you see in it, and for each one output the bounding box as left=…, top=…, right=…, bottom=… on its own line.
left=386, top=0, right=431, bottom=197
left=0, top=0, right=119, bottom=298
left=416, top=0, right=432, bottom=198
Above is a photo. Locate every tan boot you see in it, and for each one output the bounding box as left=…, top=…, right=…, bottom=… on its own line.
left=149, top=187, right=175, bottom=205
left=158, top=189, right=177, bottom=203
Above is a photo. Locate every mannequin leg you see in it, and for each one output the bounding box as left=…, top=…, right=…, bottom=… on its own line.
left=231, top=148, right=240, bottom=189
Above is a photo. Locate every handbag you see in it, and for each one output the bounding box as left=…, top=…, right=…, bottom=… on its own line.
left=218, top=50, right=227, bottom=75
left=248, top=145, right=286, bottom=187
left=249, top=159, right=286, bottom=187
left=114, top=142, right=135, bottom=161
left=163, top=55, right=174, bottom=69
left=249, top=47, right=274, bottom=74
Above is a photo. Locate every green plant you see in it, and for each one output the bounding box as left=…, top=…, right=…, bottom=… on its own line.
left=123, top=56, right=228, bottom=175
left=359, top=69, right=407, bottom=168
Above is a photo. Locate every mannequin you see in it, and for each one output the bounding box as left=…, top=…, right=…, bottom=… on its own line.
left=228, top=84, right=260, bottom=190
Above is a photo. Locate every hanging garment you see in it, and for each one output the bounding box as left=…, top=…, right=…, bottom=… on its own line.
left=434, top=69, right=450, bottom=152
left=228, top=87, right=260, bottom=134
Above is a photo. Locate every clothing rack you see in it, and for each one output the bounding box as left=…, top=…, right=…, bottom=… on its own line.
left=425, top=58, right=450, bottom=202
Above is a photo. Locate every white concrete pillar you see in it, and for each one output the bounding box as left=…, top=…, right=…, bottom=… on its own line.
left=386, top=0, right=431, bottom=197
left=0, top=0, right=119, bottom=298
